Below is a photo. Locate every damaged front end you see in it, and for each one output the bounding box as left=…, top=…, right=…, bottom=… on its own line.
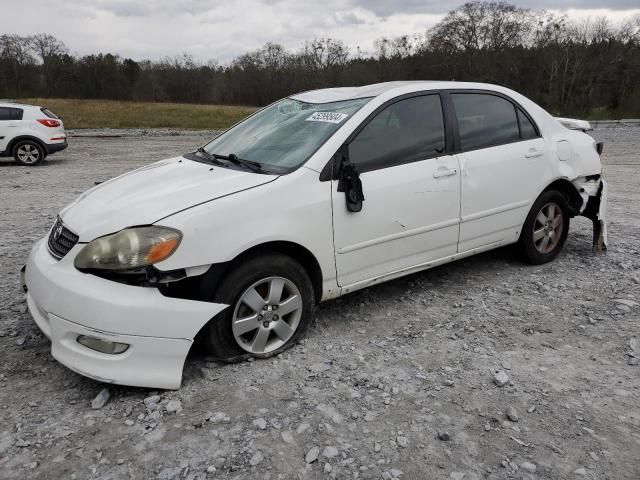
left=571, top=175, right=608, bottom=252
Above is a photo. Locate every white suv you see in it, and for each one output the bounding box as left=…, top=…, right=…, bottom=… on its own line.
left=0, top=102, right=67, bottom=165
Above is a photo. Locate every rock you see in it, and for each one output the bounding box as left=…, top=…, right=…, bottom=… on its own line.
left=305, top=446, right=320, bottom=463
left=208, top=412, right=229, bottom=424
left=206, top=466, right=216, bottom=473
left=527, top=406, right=536, bottom=413
left=521, top=462, right=536, bottom=473
left=390, top=469, right=403, bottom=478
left=630, top=337, right=638, bottom=352
left=614, top=299, right=638, bottom=308
left=322, top=446, right=339, bottom=458
left=249, top=451, right=264, bottom=466
left=252, top=418, right=267, bottom=430
left=396, top=435, right=409, bottom=448
left=91, top=388, right=110, bottom=410
left=143, top=395, right=161, bottom=408
left=296, top=422, right=311, bottom=434
left=505, top=406, right=519, bottom=422
left=324, top=463, right=332, bottom=473
left=374, top=441, right=382, bottom=452
left=15, top=438, right=30, bottom=447
left=437, top=430, right=450, bottom=441
left=124, top=419, right=135, bottom=426
left=281, top=431, right=294, bottom=443
left=450, top=473, right=465, bottom=480
left=494, top=371, right=509, bottom=387
left=589, top=451, right=599, bottom=461
left=629, top=357, right=639, bottom=366
left=117, top=458, right=125, bottom=465
left=165, top=400, right=182, bottom=414
left=574, top=467, right=587, bottom=475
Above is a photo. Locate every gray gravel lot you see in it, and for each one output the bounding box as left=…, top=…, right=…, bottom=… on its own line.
left=0, top=127, right=639, bottom=480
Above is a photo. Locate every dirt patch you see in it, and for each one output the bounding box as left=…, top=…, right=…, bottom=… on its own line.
left=0, top=127, right=638, bottom=479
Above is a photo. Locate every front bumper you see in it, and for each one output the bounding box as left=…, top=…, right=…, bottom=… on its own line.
left=24, top=238, right=227, bottom=389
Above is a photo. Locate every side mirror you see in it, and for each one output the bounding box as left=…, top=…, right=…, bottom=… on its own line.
left=336, top=145, right=365, bottom=212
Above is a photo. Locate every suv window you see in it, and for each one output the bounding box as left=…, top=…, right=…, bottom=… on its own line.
left=0, top=107, right=22, bottom=121
left=349, top=94, right=446, bottom=172
left=41, top=108, right=58, bottom=119
left=451, top=93, right=521, bottom=151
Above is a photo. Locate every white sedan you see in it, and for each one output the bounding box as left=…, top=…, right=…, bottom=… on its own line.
left=23, top=81, right=607, bottom=389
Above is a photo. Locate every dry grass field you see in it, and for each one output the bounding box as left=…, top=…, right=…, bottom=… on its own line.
left=17, top=98, right=257, bottom=130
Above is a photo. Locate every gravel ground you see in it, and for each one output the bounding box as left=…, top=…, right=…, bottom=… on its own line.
left=0, top=127, right=639, bottom=480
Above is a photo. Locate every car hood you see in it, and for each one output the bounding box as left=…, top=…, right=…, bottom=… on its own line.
left=60, top=156, right=278, bottom=241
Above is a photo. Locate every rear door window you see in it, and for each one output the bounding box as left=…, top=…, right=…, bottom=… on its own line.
left=0, top=108, right=12, bottom=121
left=349, top=94, right=446, bottom=172
left=451, top=93, right=520, bottom=151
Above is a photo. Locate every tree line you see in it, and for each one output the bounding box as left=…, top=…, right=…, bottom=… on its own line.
left=1, top=1, right=639, bottom=117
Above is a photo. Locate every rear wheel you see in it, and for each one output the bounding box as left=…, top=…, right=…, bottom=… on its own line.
left=518, top=190, right=570, bottom=265
left=204, top=253, right=315, bottom=362
left=13, top=140, right=45, bottom=166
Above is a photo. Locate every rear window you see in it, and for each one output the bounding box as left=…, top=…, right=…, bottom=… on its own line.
left=0, top=107, right=23, bottom=121
left=452, top=93, right=520, bottom=151
left=41, top=108, right=59, bottom=119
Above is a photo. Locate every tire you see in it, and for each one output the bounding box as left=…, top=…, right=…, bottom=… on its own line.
left=13, top=140, right=45, bottom=166
left=204, top=253, right=315, bottom=362
left=518, top=190, right=570, bottom=265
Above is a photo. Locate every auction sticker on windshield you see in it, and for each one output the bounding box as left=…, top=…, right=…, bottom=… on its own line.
left=306, top=112, right=349, bottom=124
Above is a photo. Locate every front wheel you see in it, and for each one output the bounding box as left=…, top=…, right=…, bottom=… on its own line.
left=13, top=140, right=45, bottom=166
left=518, top=190, right=570, bottom=265
left=204, top=253, right=315, bottom=362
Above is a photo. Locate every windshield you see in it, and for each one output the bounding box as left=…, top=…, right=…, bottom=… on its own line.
left=202, top=97, right=371, bottom=173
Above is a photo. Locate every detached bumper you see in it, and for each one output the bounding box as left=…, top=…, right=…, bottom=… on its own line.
left=24, top=238, right=228, bottom=389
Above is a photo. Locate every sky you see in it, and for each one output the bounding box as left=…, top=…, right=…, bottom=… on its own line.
left=2, top=0, right=639, bottom=63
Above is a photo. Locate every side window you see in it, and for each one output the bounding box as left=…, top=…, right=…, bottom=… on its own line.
left=11, top=108, right=24, bottom=120
left=451, top=93, right=520, bottom=151
left=0, top=108, right=11, bottom=121
left=517, top=108, right=538, bottom=140
left=349, top=95, right=445, bottom=172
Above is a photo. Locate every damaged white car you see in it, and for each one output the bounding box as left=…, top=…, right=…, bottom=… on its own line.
left=22, top=81, right=607, bottom=389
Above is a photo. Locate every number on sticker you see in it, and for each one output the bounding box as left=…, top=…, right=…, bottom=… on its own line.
left=306, top=112, right=349, bottom=124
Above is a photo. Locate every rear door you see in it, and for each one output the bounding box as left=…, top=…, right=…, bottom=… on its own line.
left=449, top=92, right=553, bottom=252
left=0, top=107, right=22, bottom=152
left=331, top=93, right=461, bottom=287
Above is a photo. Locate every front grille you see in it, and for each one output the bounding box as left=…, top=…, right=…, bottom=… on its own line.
left=47, top=217, right=79, bottom=259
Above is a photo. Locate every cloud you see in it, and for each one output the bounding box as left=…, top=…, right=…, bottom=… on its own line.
left=1, top=0, right=638, bottom=63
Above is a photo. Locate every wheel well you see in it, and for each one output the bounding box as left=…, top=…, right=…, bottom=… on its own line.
left=159, top=241, right=325, bottom=304
left=8, top=136, right=47, bottom=156
left=232, top=241, right=324, bottom=304
left=542, top=179, right=583, bottom=216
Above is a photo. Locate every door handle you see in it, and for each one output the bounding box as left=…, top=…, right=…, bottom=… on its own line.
left=525, top=149, right=544, bottom=158
left=433, top=168, right=457, bottom=179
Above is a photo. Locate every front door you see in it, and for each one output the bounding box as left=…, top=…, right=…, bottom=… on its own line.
left=331, top=94, right=461, bottom=287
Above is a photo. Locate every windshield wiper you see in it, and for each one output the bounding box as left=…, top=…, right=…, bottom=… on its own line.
left=223, top=153, right=264, bottom=173
left=197, top=148, right=265, bottom=173
left=196, top=147, right=225, bottom=166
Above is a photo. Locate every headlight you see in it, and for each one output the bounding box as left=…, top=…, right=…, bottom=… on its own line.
left=74, top=226, right=182, bottom=271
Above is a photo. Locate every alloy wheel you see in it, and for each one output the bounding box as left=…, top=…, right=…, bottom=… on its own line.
left=533, top=201, right=564, bottom=254
left=231, top=276, right=303, bottom=354
left=17, top=144, right=41, bottom=164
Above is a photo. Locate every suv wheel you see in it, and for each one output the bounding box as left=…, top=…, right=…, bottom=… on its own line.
left=13, top=140, right=45, bottom=166
left=204, top=253, right=315, bottom=362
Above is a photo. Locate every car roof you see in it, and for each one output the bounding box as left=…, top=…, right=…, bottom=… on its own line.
left=0, top=102, right=40, bottom=109
left=289, top=81, right=512, bottom=103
